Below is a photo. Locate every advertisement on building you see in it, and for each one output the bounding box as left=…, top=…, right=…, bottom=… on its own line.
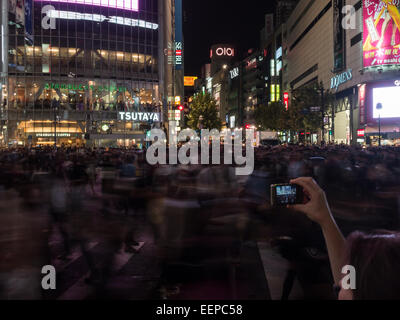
left=365, top=80, right=400, bottom=123
left=363, top=0, right=400, bottom=67
left=359, top=84, right=367, bottom=125
left=184, top=77, right=198, bottom=87
left=32, top=0, right=139, bottom=11
left=210, top=45, right=235, bottom=60
left=16, top=0, right=25, bottom=25
left=372, top=84, right=400, bottom=119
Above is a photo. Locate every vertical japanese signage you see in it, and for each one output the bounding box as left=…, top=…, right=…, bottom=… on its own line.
left=363, top=0, right=400, bottom=67
left=175, top=0, right=183, bottom=70
left=359, top=84, right=366, bottom=125
left=9, top=0, right=16, bottom=14
left=333, top=0, right=346, bottom=71
left=25, top=0, right=33, bottom=43
left=16, top=0, right=25, bottom=25
left=284, top=92, right=289, bottom=110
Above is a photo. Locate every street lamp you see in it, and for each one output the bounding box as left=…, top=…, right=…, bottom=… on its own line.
left=376, top=103, right=383, bottom=147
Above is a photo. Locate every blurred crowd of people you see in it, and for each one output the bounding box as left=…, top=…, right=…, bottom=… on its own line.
left=0, top=144, right=399, bottom=299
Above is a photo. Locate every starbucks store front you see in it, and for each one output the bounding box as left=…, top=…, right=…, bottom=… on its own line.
left=15, top=121, right=85, bottom=147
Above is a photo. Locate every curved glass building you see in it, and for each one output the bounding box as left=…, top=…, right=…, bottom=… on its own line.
left=0, top=0, right=180, bottom=147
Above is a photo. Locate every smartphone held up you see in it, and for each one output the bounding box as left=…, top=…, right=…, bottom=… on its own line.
left=270, top=183, right=304, bottom=207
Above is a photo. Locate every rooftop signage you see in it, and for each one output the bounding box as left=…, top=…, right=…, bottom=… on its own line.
left=210, top=45, right=235, bottom=59
left=34, top=0, right=139, bottom=12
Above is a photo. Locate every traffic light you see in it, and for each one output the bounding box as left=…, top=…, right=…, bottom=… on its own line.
left=178, top=105, right=184, bottom=111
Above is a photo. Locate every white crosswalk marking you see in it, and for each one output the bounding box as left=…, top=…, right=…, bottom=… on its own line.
left=258, top=242, right=303, bottom=300
left=57, top=242, right=145, bottom=300
left=112, top=242, right=145, bottom=272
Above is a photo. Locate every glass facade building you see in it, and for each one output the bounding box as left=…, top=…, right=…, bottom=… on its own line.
left=0, top=0, right=177, bottom=147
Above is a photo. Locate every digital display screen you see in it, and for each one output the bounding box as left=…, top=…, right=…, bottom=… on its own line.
left=274, top=185, right=298, bottom=206
left=373, top=86, right=400, bottom=119
left=276, top=185, right=296, bottom=196
left=34, top=0, right=139, bottom=12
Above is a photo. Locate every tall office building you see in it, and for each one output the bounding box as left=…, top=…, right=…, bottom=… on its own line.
left=0, top=0, right=182, bottom=148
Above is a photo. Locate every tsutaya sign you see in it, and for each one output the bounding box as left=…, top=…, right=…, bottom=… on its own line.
left=119, top=112, right=160, bottom=122
left=330, top=69, right=353, bottom=91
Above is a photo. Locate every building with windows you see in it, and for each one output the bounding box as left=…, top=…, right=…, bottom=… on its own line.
left=282, top=0, right=400, bottom=146
left=193, top=44, right=236, bottom=127
left=0, top=0, right=182, bottom=148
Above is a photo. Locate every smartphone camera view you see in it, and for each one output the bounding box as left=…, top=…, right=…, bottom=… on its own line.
left=271, top=184, right=303, bottom=207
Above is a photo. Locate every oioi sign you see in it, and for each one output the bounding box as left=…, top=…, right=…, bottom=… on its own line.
left=211, top=46, right=235, bottom=59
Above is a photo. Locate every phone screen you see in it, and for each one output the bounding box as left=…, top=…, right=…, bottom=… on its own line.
left=271, top=184, right=302, bottom=207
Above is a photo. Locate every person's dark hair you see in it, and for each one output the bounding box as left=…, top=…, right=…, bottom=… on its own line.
left=345, top=230, right=400, bottom=300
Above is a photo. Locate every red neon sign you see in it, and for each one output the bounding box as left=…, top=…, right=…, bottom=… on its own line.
left=283, top=92, right=289, bottom=110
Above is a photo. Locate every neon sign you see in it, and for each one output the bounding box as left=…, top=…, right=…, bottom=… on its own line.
left=330, top=69, right=353, bottom=91
left=215, top=47, right=234, bottom=57
left=211, top=47, right=234, bottom=58
left=45, top=10, right=158, bottom=30
left=359, top=84, right=366, bottom=125
left=34, top=0, right=139, bottom=12
left=119, top=112, right=161, bottom=122
left=175, top=42, right=183, bottom=66
left=284, top=92, right=289, bottom=110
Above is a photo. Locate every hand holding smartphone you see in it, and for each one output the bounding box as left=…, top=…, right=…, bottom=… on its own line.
left=270, top=183, right=304, bottom=207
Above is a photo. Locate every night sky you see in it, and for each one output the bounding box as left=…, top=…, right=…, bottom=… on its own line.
left=183, top=0, right=276, bottom=76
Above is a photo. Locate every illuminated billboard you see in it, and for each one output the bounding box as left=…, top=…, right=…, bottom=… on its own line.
left=372, top=85, right=400, bottom=118
left=184, top=76, right=198, bottom=87
left=363, top=0, right=400, bottom=67
left=210, top=45, right=235, bottom=59
left=34, top=0, right=139, bottom=12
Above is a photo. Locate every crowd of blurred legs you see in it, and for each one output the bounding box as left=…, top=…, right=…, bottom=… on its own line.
left=0, top=144, right=399, bottom=299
